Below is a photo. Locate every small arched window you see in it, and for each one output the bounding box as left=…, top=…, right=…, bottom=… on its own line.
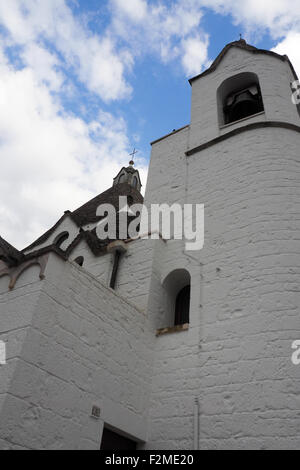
left=54, top=231, right=69, bottom=248
left=161, top=269, right=191, bottom=329
left=132, top=176, right=138, bottom=189
left=74, top=256, right=84, bottom=267
left=175, top=285, right=190, bottom=326
left=119, top=173, right=126, bottom=184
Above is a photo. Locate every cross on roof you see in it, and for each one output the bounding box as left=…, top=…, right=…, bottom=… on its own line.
left=129, top=148, right=138, bottom=165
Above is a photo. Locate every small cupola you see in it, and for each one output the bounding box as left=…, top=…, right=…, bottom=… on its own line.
left=113, top=158, right=142, bottom=192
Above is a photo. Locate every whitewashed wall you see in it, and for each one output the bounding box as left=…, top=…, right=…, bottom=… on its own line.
left=0, top=255, right=153, bottom=450
left=189, top=47, right=299, bottom=148
left=0, top=45, right=299, bottom=450
left=144, top=47, right=300, bottom=450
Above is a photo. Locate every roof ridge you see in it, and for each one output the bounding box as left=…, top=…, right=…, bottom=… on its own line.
left=0, top=235, right=24, bottom=266
left=189, top=40, right=298, bottom=84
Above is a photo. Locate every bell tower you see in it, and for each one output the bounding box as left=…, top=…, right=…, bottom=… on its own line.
left=188, top=38, right=300, bottom=149
left=143, top=40, right=300, bottom=450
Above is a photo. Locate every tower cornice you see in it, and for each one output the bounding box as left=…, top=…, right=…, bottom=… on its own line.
left=185, top=121, right=300, bottom=156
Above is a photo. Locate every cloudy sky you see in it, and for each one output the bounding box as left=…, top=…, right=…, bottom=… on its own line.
left=0, top=0, right=299, bottom=248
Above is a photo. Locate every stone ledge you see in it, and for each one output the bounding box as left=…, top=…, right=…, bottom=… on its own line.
left=156, top=324, right=189, bottom=337
left=185, top=121, right=300, bottom=156
left=219, top=111, right=265, bottom=130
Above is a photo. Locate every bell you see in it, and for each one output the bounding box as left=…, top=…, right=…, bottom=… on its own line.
left=224, top=84, right=264, bottom=124
left=228, top=90, right=261, bottom=122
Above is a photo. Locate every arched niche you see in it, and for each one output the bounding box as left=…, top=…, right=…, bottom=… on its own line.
left=217, top=72, right=264, bottom=126
left=132, top=176, right=138, bottom=189
left=161, top=268, right=191, bottom=328
left=54, top=231, right=69, bottom=249
left=118, top=173, right=127, bottom=184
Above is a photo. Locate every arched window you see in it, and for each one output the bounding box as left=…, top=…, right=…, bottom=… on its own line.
left=161, top=269, right=191, bottom=329
left=54, top=231, right=69, bottom=248
left=217, top=72, right=264, bottom=126
left=74, top=256, right=84, bottom=267
left=132, top=176, right=138, bottom=189
left=175, top=285, right=190, bottom=325
left=118, top=173, right=126, bottom=184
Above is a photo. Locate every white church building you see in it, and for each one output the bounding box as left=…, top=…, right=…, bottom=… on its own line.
left=0, top=39, right=300, bottom=450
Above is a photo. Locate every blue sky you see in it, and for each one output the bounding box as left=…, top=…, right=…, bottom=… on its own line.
left=0, top=0, right=299, bottom=248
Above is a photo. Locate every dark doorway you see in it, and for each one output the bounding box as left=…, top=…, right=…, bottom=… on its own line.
left=175, top=285, right=191, bottom=325
left=100, top=428, right=137, bottom=450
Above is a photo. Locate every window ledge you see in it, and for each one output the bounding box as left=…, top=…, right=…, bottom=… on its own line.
left=156, top=323, right=189, bottom=337
left=220, top=110, right=265, bottom=130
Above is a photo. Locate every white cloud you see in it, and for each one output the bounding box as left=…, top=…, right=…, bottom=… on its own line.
left=0, top=0, right=132, bottom=102
left=272, top=31, right=300, bottom=78
left=0, top=0, right=150, bottom=249
left=0, top=0, right=299, bottom=251
left=0, top=51, right=145, bottom=248
left=110, top=0, right=208, bottom=75
left=112, top=0, right=148, bottom=22
left=200, top=0, right=300, bottom=76
left=181, top=34, right=210, bottom=76
left=201, top=0, right=300, bottom=38
left=21, top=43, right=64, bottom=92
